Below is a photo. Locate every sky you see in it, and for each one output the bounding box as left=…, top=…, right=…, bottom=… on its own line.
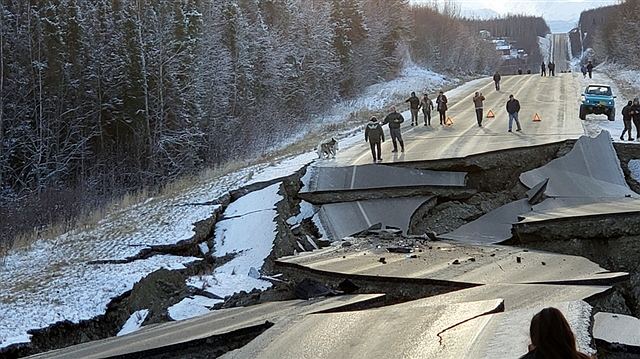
left=411, top=0, right=620, bottom=21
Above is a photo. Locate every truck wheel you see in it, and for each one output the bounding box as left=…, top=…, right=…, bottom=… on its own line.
left=579, top=105, right=587, bottom=120
left=608, top=108, right=615, bottom=121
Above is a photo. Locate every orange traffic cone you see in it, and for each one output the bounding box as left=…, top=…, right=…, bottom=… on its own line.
left=533, top=113, right=542, bottom=122
left=445, top=117, right=454, bottom=126
left=486, top=110, right=495, bottom=118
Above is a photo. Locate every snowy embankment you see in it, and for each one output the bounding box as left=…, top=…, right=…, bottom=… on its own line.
left=279, top=64, right=458, bottom=147
left=0, top=64, right=459, bottom=349
left=538, top=35, right=552, bottom=63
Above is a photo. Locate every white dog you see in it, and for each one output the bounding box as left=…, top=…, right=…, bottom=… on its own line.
left=317, top=138, right=338, bottom=159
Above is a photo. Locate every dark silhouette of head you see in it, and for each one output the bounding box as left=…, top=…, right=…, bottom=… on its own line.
left=411, top=92, right=416, bottom=97
left=529, top=308, right=590, bottom=359
left=509, top=94, right=514, bottom=99
left=370, top=116, right=378, bottom=122
left=629, top=101, right=634, bottom=107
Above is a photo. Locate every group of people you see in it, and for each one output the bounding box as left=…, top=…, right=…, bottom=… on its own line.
left=364, top=87, right=524, bottom=162
left=404, top=91, right=449, bottom=127
left=541, top=62, right=557, bottom=76
left=580, top=61, right=594, bottom=79
left=621, top=98, right=640, bottom=141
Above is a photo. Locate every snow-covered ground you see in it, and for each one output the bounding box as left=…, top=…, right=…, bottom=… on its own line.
left=187, top=183, right=282, bottom=300
left=538, top=35, right=552, bottom=63
left=0, top=63, right=456, bottom=350
left=117, top=309, right=149, bottom=337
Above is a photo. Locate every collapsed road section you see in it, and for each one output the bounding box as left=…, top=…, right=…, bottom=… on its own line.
left=10, top=133, right=640, bottom=359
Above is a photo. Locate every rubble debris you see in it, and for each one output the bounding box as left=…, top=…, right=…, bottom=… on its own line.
left=387, top=247, right=413, bottom=254
left=294, top=279, right=340, bottom=300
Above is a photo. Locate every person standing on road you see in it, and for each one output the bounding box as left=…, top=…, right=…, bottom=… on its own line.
left=473, top=92, right=486, bottom=127
left=632, top=98, right=640, bottom=141
left=436, top=91, right=448, bottom=125
left=549, top=62, right=556, bottom=76
left=406, top=92, right=421, bottom=126
left=580, top=64, right=587, bottom=78
left=420, top=94, right=434, bottom=126
left=506, top=94, right=522, bottom=132
left=586, top=61, right=594, bottom=79
left=382, top=106, right=405, bottom=153
left=547, top=61, right=552, bottom=77
left=365, top=116, right=385, bottom=162
left=621, top=101, right=634, bottom=141
left=541, top=62, right=546, bottom=77
left=493, top=71, right=502, bottom=91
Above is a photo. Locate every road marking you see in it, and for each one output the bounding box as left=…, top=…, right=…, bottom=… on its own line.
left=357, top=201, right=373, bottom=227
left=350, top=165, right=358, bottom=189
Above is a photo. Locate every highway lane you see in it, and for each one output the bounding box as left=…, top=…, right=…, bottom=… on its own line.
left=551, top=33, right=570, bottom=73
left=327, top=72, right=585, bottom=166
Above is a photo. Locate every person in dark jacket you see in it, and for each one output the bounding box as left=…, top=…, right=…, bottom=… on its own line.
left=473, top=92, right=486, bottom=127
left=621, top=101, right=634, bottom=141
left=382, top=106, right=405, bottom=153
left=520, top=307, right=591, bottom=359
left=549, top=62, right=556, bottom=76
left=436, top=91, right=448, bottom=125
left=493, top=71, right=501, bottom=91
left=541, top=62, right=546, bottom=77
left=406, top=92, right=421, bottom=126
left=586, top=61, right=594, bottom=79
left=518, top=68, right=523, bottom=75
left=420, top=94, right=434, bottom=126
left=632, top=98, right=640, bottom=141
left=506, top=94, right=522, bottom=132
left=365, top=116, right=385, bottom=162
left=580, top=64, right=587, bottom=78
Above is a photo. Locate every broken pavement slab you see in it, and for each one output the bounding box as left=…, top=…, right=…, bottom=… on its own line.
left=594, top=312, right=640, bottom=353
left=302, top=164, right=467, bottom=193
left=313, top=196, right=432, bottom=241
left=27, top=294, right=385, bottom=359
left=222, top=300, right=595, bottom=359
left=439, top=199, right=532, bottom=245
left=222, top=299, right=506, bottom=359
left=276, top=240, right=628, bottom=286
left=389, top=283, right=611, bottom=312
left=514, top=198, right=640, bottom=241
left=520, top=132, right=636, bottom=198
left=458, top=301, right=595, bottom=358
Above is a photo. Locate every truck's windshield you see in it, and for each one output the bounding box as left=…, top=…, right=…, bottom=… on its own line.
left=585, top=86, right=612, bottom=96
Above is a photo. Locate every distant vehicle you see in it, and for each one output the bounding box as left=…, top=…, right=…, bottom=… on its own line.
left=580, top=84, right=616, bottom=121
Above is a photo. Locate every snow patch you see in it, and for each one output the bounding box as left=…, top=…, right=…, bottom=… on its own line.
left=168, top=296, right=223, bottom=321
left=186, top=183, right=282, bottom=301
left=629, top=160, right=640, bottom=183
left=538, top=35, right=551, bottom=63
left=286, top=201, right=317, bottom=226
left=117, top=309, right=149, bottom=337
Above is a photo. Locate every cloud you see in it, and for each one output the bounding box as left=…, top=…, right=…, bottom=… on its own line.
left=410, top=0, right=620, bottom=21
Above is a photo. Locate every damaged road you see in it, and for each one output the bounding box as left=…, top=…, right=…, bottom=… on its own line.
left=10, top=131, right=640, bottom=359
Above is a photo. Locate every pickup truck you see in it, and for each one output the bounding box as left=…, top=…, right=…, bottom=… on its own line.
left=580, top=84, right=616, bottom=121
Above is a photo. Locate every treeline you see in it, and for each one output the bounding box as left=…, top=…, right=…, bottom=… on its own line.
left=463, top=15, right=550, bottom=68
left=569, top=5, right=617, bottom=57
left=410, top=5, right=499, bottom=74
left=0, top=0, right=502, bottom=241
left=0, top=0, right=409, bottom=200
left=585, top=0, right=640, bottom=68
